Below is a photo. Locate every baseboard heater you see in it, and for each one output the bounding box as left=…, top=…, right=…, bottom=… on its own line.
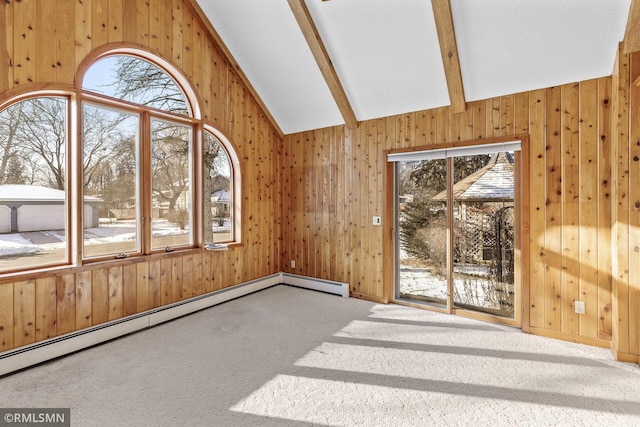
left=0, top=273, right=349, bottom=377
left=280, top=273, right=349, bottom=298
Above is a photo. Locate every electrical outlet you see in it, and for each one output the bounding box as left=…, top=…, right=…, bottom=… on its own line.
left=574, top=300, right=585, bottom=314
left=290, top=260, right=296, bottom=269
left=372, top=216, right=381, bottom=226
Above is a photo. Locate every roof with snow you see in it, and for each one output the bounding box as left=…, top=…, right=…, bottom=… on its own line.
left=432, top=152, right=514, bottom=202
left=0, top=184, right=102, bottom=202
left=211, top=189, right=231, bottom=203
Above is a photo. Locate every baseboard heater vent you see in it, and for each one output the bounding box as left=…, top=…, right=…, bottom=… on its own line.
left=281, top=273, right=349, bottom=297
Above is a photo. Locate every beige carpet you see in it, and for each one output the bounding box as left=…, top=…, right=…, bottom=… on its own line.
left=1, top=285, right=639, bottom=426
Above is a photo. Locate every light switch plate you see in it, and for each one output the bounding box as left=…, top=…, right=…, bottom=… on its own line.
left=372, top=216, right=381, bottom=226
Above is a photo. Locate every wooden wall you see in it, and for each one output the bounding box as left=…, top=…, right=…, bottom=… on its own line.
left=0, top=0, right=282, bottom=353
left=612, top=46, right=640, bottom=363
left=282, top=78, right=616, bottom=349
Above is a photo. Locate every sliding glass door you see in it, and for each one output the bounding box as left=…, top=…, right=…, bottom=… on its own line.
left=393, top=143, right=520, bottom=321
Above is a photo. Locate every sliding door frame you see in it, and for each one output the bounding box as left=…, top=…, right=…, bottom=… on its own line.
left=384, top=135, right=530, bottom=330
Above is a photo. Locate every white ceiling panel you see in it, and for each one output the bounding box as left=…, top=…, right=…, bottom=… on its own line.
left=306, top=0, right=450, bottom=121
left=196, top=0, right=632, bottom=135
left=197, top=0, right=345, bottom=134
left=451, top=0, right=631, bottom=101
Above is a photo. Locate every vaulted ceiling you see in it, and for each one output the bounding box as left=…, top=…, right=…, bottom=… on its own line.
left=194, top=0, right=634, bottom=135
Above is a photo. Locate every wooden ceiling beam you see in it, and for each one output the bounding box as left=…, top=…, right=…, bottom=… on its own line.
left=431, top=0, right=467, bottom=113
left=287, top=0, right=358, bottom=129
left=185, top=0, right=284, bottom=137
left=623, top=0, right=640, bottom=54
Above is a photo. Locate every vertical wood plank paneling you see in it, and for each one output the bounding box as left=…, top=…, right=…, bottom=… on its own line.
left=55, top=0, right=75, bottom=84
left=14, top=280, right=35, bottom=348
left=92, top=268, right=109, bottom=325
left=148, top=0, right=162, bottom=53
left=628, top=52, right=640, bottom=355
left=122, top=264, right=137, bottom=316
left=172, top=256, right=183, bottom=301
left=160, top=258, right=173, bottom=305
left=487, top=97, right=500, bottom=138
left=597, top=77, right=613, bottom=341
left=149, top=259, right=162, bottom=308
left=561, top=83, right=581, bottom=336
left=472, top=100, right=486, bottom=140
left=336, top=126, right=347, bottom=281
left=75, top=271, right=92, bottom=330
left=579, top=79, right=599, bottom=339
left=344, top=127, right=354, bottom=286
left=107, top=0, right=124, bottom=43
left=13, top=0, right=36, bottom=86
left=181, top=5, right=193, bottom=83
left=0, top=282, right=13, bottom=352
left=35, top=277, right=57, bottom=341
left=161, top=0, right=174, bottom=58
left=0, top=2, right=12, bottom=92
left=514, top=92, right=530, bottom=135
left=191, top=21, right=204, bottom=97
left=351, top=126, right=363, bottom=294
left=202, top=252, right=212, bottom=293
left=75, top=0, right=92, bottom=72
left=136, top=261, right=149, bottom=312
left=528, top=90, right=546, bottom=328
left=91, top=0, right=108, bottom=49
left=371, top=119, right=383, bottom=297
left=612, top=46, right=630, bottom=355
left=182, top=254, right=193, bottom=298
left=450, top=110, right=463, bottom=142
left=56, top=274, right=76, bottom=335
left=136, top=0, right=150, bottom=46
left=108, top=266, right=123, bottom=320
left=436, top=107, right=449, bottom=144
left=122, top=0, right=137, bottom=43
left=200, top=30, right=213, bottom=122
left=501, top=95, right=514, bottom=136
left=171, top=0, right=183, bottom=67
left=544, top=86, right=562, bottom=331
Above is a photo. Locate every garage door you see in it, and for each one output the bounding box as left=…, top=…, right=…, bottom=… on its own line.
left=0, top=206, right=10, bottom=233
left=19, top=205, right=65, bottom=232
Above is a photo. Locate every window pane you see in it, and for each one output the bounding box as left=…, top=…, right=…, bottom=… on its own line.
left=151, top=119, right=192, bottom=250
left=452, top=152, right=515, bottom=318
left=204, top=131, right=232, bottom=243
left=83, top=55, right=190, bottom=116
left=0, top=97, right=68, bottom=272
left=396, top=158, right=448, bottom=307
left=83, top=104, right=140, bottom=258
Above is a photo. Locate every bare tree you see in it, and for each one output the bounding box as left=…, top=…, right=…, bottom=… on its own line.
left=14, top=98, right=67, bottom=190
left=0, top=102, right=25, bottom=184
left=82, top=106, right=131, bottom=190
left=112, top=56, right=189, bottom=115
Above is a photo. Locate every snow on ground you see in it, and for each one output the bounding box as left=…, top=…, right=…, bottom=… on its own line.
left=0, top=220, right=231, bottom=257
left=0, top=234, right=43, bottom=256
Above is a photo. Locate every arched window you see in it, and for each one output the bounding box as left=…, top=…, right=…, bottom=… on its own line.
left=80, top=51, right=239, bottom=259
left=204, top=130, right=238, bottom=244
left=0, top=95, right=70, bottom=273
left=81, top=53, right=197, bottom=258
